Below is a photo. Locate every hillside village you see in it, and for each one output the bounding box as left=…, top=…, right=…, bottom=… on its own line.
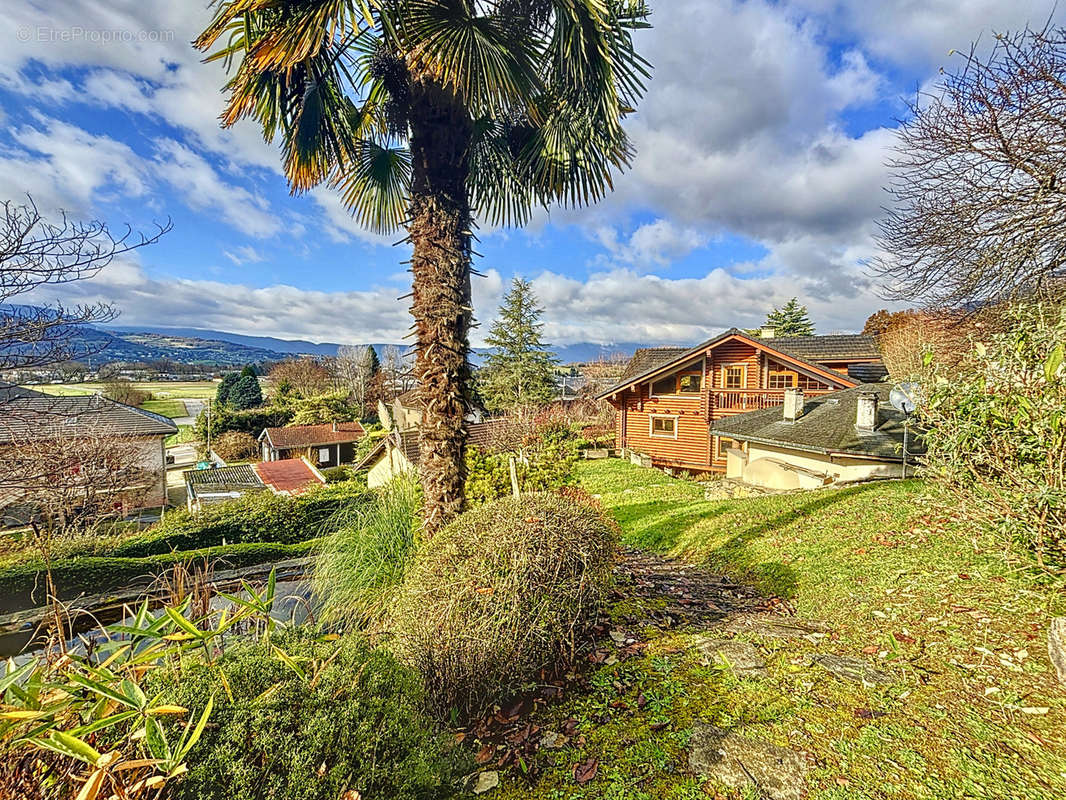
left=1, top=4, right=1065, bottom=800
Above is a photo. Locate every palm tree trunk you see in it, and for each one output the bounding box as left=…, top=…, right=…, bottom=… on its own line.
left=407, top=80, right=473, bottom=536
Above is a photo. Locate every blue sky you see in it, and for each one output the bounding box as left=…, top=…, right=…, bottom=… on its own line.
left=1, top=1, right=1062, bottom=347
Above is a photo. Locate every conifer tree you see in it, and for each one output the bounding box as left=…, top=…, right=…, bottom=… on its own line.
left=215, top=372, right=239, bottom=407
left=479, top=278, right=558, bottom=412
left=229, top=374, right=263, bottom=410
left=765, top=298, right=815, bottom=337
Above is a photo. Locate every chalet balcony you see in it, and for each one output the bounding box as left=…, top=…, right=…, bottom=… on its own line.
left=711, top=388, right=832, bottom=412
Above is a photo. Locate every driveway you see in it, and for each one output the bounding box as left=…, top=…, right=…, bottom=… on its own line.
left=172, top=398, right=205, bottom=426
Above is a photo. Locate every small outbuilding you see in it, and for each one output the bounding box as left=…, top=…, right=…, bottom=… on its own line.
left=709, top=383, right=923, bottom=491
left=184, top=458, right=326, bottom=510
left=258, top=422, right=366, bottom=468
left=355, top=420, right=502, bottom=488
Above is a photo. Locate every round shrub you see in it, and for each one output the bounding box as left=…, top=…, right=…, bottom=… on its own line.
left=392, top=492, right=617, bottom=717
left=212, top=430, right=258, bottom=462
left=157, top=632, right=467, bottom=800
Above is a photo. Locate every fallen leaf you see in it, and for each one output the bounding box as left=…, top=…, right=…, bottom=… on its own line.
left=573, top=757, right=598, bottom=785
left=475, top=745, right=494, bottom=765
left=862, top=645, right=878, bottom=654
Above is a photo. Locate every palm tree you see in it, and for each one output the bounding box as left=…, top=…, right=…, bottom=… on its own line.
left=196, top=0, right=650, bottom=534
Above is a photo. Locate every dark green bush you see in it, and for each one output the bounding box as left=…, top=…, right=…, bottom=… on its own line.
left=194, top=405, right=293, bottom=441
left=156, top=632, right=466, bottom=800
left=321, top=465, right=352, bottom=483
left=392, top=492, right=616, bottom=717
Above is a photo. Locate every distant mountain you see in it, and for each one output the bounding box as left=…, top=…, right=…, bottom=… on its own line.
left=106, top=325, right=348, bottom=357
left=106, top=325, right=646, bottom=366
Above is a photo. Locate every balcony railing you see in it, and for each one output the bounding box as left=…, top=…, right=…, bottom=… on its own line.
left=712, top=388, right=832, bottom=412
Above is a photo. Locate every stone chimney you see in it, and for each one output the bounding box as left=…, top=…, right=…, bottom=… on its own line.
left=760, top=326, right=776, bottom=339
left=856, top=392, right=879, bottom=431
left=783, top=388, right=804, bottom=422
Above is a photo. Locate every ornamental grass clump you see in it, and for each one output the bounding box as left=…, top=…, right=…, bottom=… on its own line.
left=392, top=492, right=617, bottom=717
left=313, top=478, right=420, bottom=627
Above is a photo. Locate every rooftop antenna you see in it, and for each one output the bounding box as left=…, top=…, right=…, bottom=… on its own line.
left=889, top=383, right=919, bottom=478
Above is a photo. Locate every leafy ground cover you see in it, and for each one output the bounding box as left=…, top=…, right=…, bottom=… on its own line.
left=477, top=460, right=1066, bottom=800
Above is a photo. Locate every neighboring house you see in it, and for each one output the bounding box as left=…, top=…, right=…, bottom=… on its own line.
left=710, top=383, right=924, bottom=490
left=391, top=389, right=484, bottom=431
left=356, top=420, right=501, bottom=488
left=0, top=382, right=177, bottom=510
left=258, top=422, right=366, bottom=468
left=596, top=328, right=885, bottom=473
left=184, top=458, right=325, bottom=511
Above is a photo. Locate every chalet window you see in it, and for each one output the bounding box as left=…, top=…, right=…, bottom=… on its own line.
left=722, top=365, right=746, bottom=389
left=718, top=437, right=742, bottom=458
left=678, top=373, right=702, bottom=393
left=768, top=370, right=798, bottom=389
left=651, top=376, right=676, bottom=396
left=649, top=415, right=677, bottom=438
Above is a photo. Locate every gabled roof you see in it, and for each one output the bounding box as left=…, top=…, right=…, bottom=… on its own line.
left=254, top=459, right=325, bottom=495
left=710, top=383, right=924, bottom=461
left=260, top=422, right=366, bottom=450
left=620, top=348, right=688, bottom=382
left=0, top=381, right=46, bottom=401
left=597, top=329, right=861, bottom=400
left=0, top=393, right=178, bottom=444
left=760, top=334, right=880, bottom=362
left=354, top=419, right=506, bottom=472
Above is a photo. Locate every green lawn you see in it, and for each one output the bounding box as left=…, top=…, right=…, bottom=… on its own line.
left=139, top=398, right=188, bottom=418
left=489, top=460, right=1066, bottom=800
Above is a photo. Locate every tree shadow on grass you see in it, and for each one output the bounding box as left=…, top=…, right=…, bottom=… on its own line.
left=666, top=483, right=885, bottom=600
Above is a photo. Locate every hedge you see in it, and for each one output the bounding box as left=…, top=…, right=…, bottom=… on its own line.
left=0, top=540, right=320, bottom=613
left=108, top=483, right=371, bottom=558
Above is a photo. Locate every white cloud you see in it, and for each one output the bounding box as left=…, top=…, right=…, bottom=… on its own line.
left=224, top=245, right=265, bottom=266
left=593, top=219, right=709, bottom=270
left=0, top=117, right=147, bottom=212
left=152, top=139, right=280, bottom=238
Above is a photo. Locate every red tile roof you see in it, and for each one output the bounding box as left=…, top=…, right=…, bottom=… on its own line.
left=253, top=459, right=325, bottom=495
left=262, top=422, right=365, bottom=450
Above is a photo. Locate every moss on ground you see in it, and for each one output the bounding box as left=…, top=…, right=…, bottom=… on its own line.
left=483, top=460, right=1066, bottom=799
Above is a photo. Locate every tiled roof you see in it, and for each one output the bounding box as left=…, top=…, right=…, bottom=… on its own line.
left=394, top=389, right=421, bottom=408
left=710, top=383, right=924, bottom=461
left=0, top=393, right=178, bottom=444
left=0, top=381, right=46, bottom=401
left=254, top=459, right=325, bottom=495
left=847, top=362, right=890, bottom=383
left=185, top=464, right=266, bottom=495
left=262, top=422, right=366, bottom=449
left=620, top=348, right=688, bottom=382
left=761, top=334, right=881, bottom=362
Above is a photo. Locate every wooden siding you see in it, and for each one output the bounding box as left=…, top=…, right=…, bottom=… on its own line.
left=612, top=337, right=855, bottom=472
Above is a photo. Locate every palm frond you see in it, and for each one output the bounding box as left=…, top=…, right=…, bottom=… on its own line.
left=403, top=0, right=543, bottom=113
left=331, top=140, right=413, bottom=233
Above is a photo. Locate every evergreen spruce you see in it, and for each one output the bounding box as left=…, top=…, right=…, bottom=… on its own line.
left=216, top=372, right=239, bottom=407
left=365, top=346, right=380, bottom=376
left=765, top=298, right=815, bottom=337
left=479, top=278, right=558, bottom=412
left=229, top=374, right=263, bottom=410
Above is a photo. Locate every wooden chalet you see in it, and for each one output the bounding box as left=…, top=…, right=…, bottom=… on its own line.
left=596, top=328, right=885, bottom=473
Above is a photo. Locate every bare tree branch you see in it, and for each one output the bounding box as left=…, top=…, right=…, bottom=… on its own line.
left=872, top=21, right=1066, bottom=308
left=0, top=197, right=171, bottom=371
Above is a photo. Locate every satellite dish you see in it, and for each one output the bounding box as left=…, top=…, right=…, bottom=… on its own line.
left=889, top=383, right=919, bottom=415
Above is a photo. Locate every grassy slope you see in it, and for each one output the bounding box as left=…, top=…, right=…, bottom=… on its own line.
left=494, top=461, right=1066, bottom=800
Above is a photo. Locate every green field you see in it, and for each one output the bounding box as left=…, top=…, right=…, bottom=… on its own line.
left=139, top=398, right=188, bottom=418
left=27, top=381, right=217, bottom=400
left=488, top=460, right=1066, bottom=800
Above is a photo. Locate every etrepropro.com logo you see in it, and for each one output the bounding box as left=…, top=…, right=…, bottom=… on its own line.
left=17, top=26, right=176, bottom=44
